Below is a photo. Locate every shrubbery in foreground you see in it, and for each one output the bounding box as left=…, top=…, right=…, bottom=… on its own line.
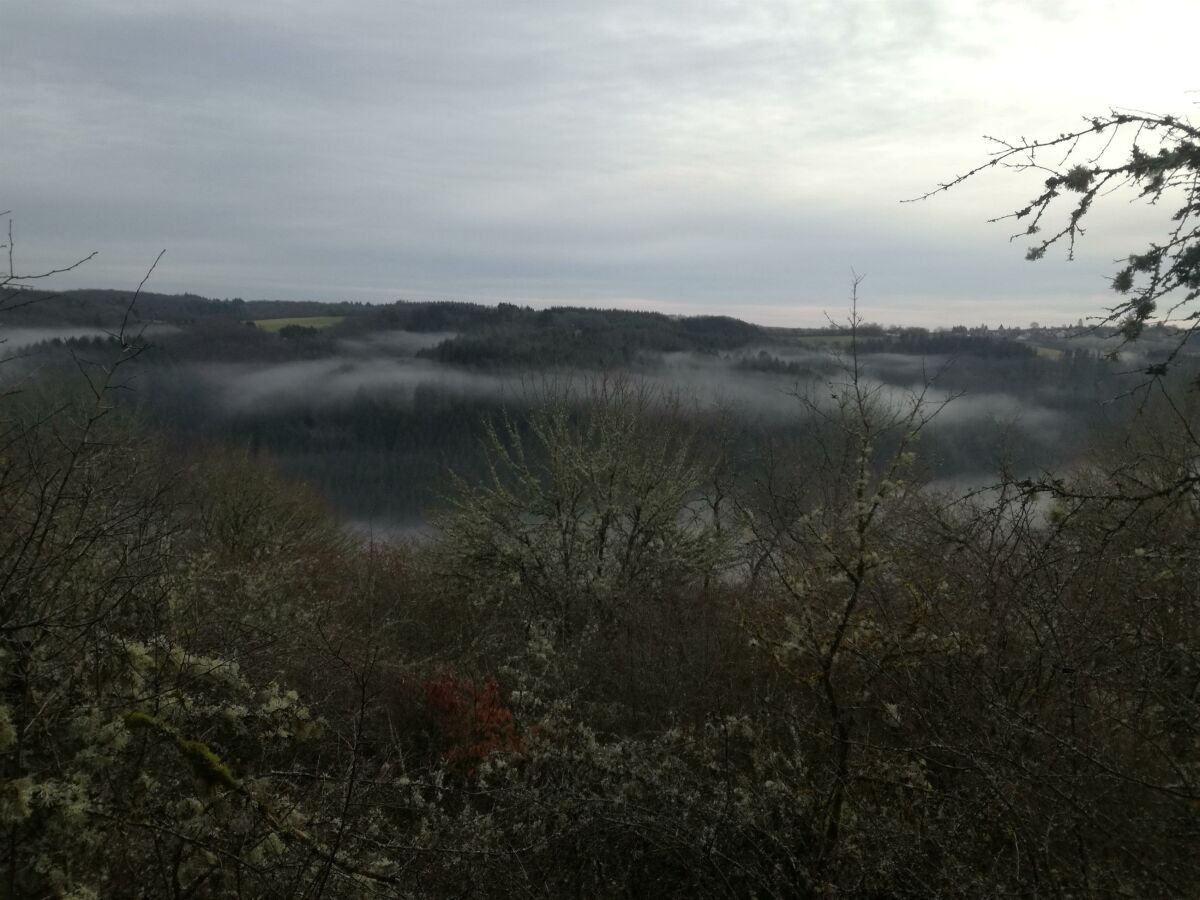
left=2, top=327, right=1198, bottom=898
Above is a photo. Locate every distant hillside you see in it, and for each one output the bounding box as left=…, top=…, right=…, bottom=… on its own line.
left=417, top=307, right=763, bottom=368
left=1, top=289, right=767, bottom=368
left=0, top=288, right=367, bottom=326
left=6, top=287, right=1149, bottom=370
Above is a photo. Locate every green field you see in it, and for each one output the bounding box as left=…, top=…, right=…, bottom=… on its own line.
left=252, top=315, right=345, bottom=332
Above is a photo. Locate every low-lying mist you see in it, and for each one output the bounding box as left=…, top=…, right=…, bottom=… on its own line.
left=7, top=323, right=1140, bottom=529
left=185, top=346, right=1078, bottom=434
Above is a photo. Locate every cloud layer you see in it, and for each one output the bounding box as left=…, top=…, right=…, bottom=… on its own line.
left=5, top=0, right=1196, bottom=325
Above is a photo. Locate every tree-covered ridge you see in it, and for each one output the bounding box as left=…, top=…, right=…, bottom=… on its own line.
left=418, top=308, right=763, bottom=368
left=4, top=287, right=1061, bottom=367
left=0, top=288, right=372, bottom=326
left=5, top=283, right=1167, bottom=525
left=2, top=290, right=766, bottom=368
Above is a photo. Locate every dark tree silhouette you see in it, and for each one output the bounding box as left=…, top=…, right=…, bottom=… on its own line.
left=913, top=107, right=1200, bottom=360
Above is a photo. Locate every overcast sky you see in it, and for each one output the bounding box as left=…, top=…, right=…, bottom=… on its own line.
left=4, top=0, right=1196, bottom=326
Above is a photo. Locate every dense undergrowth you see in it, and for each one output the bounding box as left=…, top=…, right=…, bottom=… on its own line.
left=2, top=308, right=1199, bottom=897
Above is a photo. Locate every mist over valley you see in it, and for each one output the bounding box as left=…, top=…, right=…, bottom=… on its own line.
left=3, top=287, right=1185, bottom=530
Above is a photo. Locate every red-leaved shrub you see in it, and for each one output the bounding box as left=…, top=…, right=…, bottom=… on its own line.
left=422, top=673, right=520, bottom=773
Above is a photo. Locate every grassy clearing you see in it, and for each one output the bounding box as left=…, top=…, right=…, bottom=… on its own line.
left=252, top=316, right=345, bottom=332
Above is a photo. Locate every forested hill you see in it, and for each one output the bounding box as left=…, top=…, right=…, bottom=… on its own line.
left=2, top=288, right=769, bottom=367
left=4, top=287, right=1048, bottom=368
left=9, top=285, right=1185, bottom=524
left=0, top=288, right=375, bottom=325
left=415, top=309, right=762, bottom=368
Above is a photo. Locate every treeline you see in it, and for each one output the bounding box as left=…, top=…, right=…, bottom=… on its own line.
left=765, top=326, right=1038, bottom=358
left=2, top=289, right=758, bottom=342
left=0, top=288, right=372, bottom=326
left=4, top=290, right=767, bottom=369
left=856, top=326, right=1036, bottom=357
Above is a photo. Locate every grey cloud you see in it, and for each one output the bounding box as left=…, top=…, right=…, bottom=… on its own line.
left=5, top=0, right=1184, bottom=324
